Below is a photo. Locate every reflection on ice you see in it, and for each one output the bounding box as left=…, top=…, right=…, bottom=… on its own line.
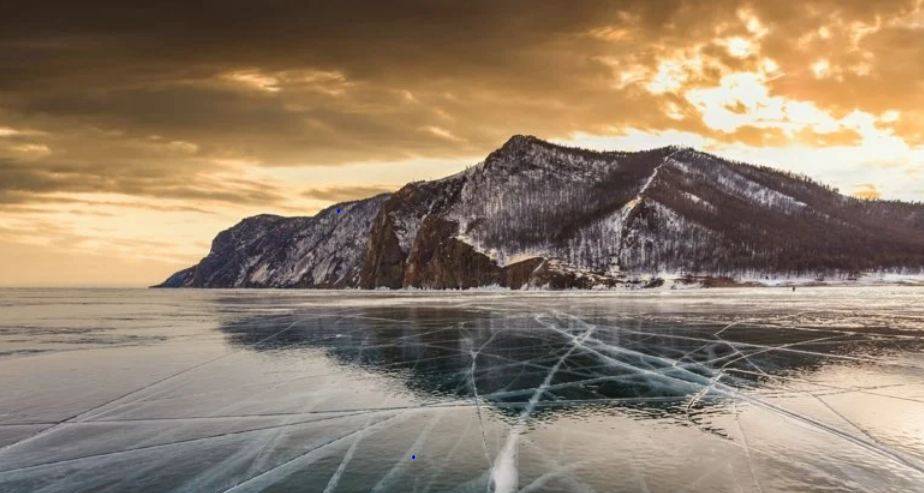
left=220, top=304, right=922, bottom=417
left=0, top=287, right=923, bottom=492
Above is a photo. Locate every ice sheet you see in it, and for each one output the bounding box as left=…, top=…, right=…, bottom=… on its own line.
left=1, top=287, right=923, bottom=492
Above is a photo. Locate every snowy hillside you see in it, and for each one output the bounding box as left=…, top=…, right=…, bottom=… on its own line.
left=158, top=136, right=924, bottom=289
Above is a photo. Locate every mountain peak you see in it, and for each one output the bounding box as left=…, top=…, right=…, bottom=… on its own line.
left=504, top=134, right=541, bottom=144
left=499, top=134, right=544, bottom=152
left=482, top=135, right=548, bottom=167
left=497, top=135, right=704, bottom=159
left=645, top=144, right=695, bottom=155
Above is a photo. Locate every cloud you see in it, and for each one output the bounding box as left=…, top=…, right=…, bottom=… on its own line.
left=0, top=146, right=290, bottom=206
left=223, top=70, right=281, bottom=93
left=301, top=185, right=395, bottom=202
left=7, top=143, right=52, bottom=157
left=0, top=194, right=214, bottom=213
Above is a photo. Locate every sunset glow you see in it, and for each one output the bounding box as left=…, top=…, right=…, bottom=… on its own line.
left=1, top=1, right=923, bottom=286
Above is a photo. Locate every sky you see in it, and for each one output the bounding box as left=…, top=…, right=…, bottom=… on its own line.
left=1, top=0, right=924, bottom=286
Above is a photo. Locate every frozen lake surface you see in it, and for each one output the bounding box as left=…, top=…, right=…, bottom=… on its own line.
left=1, top=287, right=923, bottom=492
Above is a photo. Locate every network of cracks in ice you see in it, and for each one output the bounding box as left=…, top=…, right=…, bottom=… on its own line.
left=1, top=289, right=924, bottom=492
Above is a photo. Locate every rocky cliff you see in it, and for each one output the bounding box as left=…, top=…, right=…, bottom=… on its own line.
left=158, top=194, right=389, bottom=288
left=157, top=135, right=924, bottom=289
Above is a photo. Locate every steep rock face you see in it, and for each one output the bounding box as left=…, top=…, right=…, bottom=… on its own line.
left=156, top=194, right=389, bottom=288
left=159, top=135, right=924, bottom=289
left=402, top=216, right=501, bottom=289
left=360, top=175, right=466, bottom=288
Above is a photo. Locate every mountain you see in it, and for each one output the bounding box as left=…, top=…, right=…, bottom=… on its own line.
left=157, top=135, right=924, bottom=289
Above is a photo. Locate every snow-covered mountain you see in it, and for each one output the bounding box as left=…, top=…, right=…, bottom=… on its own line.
left=158, top=135, right=924, bottom=289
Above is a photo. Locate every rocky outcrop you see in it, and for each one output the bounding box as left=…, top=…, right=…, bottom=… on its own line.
left=500, top=258, right=545, bottom=290
left=358, top=201, right=405, bottom=289
left=360, top=177, right=467, bottom=288
left=158, top=135, right=924, bottom=289
left=402, top=216, right=501, bottom=289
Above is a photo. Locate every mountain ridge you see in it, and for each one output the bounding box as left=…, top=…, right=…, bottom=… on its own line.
left=157, top=136, right=924, bottom=289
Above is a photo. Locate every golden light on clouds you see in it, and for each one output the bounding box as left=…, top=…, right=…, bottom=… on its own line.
left=719, top=36, right=756, bottom=59
left=1, top=0, right=923, bottom=286
left=811, top=59, right=835, bottom=79
left=223, top=70, right=282, bottom=93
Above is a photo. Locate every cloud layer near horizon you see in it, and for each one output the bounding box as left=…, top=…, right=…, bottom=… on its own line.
left=1, top=0, right=923, bottom=285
